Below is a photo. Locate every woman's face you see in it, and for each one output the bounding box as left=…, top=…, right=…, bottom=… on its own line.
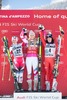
left=47, top=37, right=52, bottom=43
left=12, top=38, right=18, bottom=44
left=29, top=34, right=35, bottom=40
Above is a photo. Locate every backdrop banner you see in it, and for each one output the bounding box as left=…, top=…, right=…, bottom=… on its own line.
left=0, top=10, right=67, bottom=97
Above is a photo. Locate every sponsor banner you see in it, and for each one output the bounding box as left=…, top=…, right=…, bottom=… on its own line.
left=14, top=92, right=62, bottom=100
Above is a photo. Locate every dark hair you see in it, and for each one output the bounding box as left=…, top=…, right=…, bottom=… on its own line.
left=46, top=37, right=54, bottom=44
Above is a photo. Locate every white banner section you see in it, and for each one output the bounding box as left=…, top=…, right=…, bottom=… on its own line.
left=14, top=92, right=62, bottom=100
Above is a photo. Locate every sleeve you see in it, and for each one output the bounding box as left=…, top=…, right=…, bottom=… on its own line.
left=9, top=46, right=14, bottom=59
left=20, top=30, right=24, bottom=39
left=9, top=46, right=13, bottom=55
left=20, top=30, right=28, bottom=44
left=9, top=46, right=12, bottom=52
left=39, top=30, right=46, bottom=47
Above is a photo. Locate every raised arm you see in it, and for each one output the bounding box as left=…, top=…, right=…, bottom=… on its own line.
left=38, top=24, right=46, bottom=47
left=20, top=28, right=28, bottom=44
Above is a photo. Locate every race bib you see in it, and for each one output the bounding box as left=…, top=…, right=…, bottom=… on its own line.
left=12, top=43, right=23, bottom=57
left=45, top=43, right=56, bottom=57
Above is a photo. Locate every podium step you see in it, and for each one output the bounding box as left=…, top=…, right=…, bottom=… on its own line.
left=14, top=92, right=62, bottom=100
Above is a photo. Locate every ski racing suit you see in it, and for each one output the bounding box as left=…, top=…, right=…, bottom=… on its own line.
left=39, top=30, right=56, bottom=91
left=10, top=43, right=25, bottom=91
left=20, top=30, right=38, bottom=91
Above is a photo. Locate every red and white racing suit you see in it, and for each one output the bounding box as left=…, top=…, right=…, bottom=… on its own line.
left=10, top=43, right=25, bottom=83
left=39, top=30, right=56, bottom=90
left=45, top=43, right=56, bottom=81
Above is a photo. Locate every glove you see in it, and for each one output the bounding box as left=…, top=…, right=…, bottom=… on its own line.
left=38, top=24, right=45, bottom=31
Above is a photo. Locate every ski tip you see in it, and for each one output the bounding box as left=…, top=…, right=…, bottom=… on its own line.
left=59, top=25, right=64, bottom=35
left=3, top=36, right=8, bottom=42
left=3, top=36, right=6, bottom=41
left=3, top=36, right=6, bottom=39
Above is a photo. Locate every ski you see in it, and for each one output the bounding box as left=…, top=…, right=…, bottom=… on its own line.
left=52, top=26, right=64, bottom=92
left=53, top=35, right=61, bottom=77
left=38, top=25, right=45, bottom=91
left=38, top=33, right=42, bottom=91
left=3, top=36, right=19, bottom=91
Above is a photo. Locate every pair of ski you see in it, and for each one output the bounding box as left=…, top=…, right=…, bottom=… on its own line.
left=2, top=36, right=20, bottom=92
left=52, top=26, right=64, bottom=92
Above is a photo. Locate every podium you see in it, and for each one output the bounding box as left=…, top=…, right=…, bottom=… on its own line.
left=14, top=92, right=62, bottom=100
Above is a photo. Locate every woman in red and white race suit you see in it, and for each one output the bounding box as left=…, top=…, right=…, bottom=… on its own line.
left=39, top=26, right=57, bottom=91
left=10, top=36, right=25, bottom=92
left=20, top=29, right=38, bottom=91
